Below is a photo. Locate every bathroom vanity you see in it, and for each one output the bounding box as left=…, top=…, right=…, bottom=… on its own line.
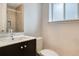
left=0, top=35, right=36, bottom=56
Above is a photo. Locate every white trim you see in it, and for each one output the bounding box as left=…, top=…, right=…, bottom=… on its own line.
left=48, top=3, right=53, bottom=22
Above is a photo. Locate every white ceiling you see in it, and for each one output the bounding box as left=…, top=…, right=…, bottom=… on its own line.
left=7, top=3, right=22, bottom=9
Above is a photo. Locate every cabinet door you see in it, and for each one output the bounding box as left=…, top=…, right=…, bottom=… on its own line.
left=65, top=3, right=78, bottom=20
left=5, top=44, right=22, bottom=56
left=23, top=39, right=36, bottom=56
left=0, top=43, right=22, bottom=56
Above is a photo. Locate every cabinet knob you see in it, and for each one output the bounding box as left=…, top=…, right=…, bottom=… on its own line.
left=24, top=45, right=27, bottom=48
left=21, top=46, right=23, bottom=49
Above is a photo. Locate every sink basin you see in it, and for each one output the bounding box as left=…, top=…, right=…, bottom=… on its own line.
left=0, top=35, right=30, bottom=42
left=0, top=37, right=12, bottom=42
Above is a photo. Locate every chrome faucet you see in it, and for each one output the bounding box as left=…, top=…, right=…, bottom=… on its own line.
left=10, top=29, right=14, bottom=40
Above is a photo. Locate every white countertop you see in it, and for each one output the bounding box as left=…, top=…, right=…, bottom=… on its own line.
left=0, top=35, right=36, bottom=48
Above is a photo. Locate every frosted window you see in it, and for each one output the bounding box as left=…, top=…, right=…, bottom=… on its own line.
left=53, top=3, right=64, bottom=21
left=65, top=3, right=78, bottom=20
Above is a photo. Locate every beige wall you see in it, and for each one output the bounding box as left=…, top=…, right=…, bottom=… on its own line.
left=41, top=3, right=79, bottom=56
left=0, top=3, right=7, bottom=32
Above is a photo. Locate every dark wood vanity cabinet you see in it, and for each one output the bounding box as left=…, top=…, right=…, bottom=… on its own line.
left=0, top=39, right=36, bottom=56
left=18, top=39, right=36, bottom=56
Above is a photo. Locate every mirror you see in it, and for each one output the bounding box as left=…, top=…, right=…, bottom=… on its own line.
left=0, top=3, right=24, bottom=33
left=7, top=3, right=24, bottom=32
